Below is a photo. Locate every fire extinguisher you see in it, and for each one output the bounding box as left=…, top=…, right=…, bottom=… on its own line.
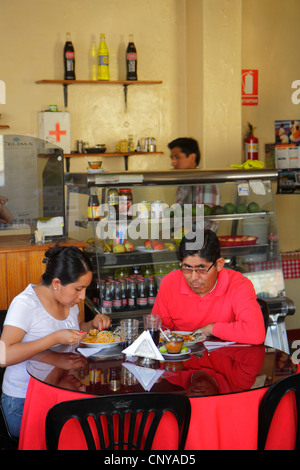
left=244, top=123, right=258, bottom=161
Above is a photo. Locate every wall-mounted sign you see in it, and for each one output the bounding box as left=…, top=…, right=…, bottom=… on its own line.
left=242, top=69, right=258, bottom=106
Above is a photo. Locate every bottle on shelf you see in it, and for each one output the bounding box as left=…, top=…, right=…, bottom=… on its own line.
left=102, top=281, right=113, bottom=309
left=88, top=192, right=100, bottom=221
left=128, top=279, right=137, bottom=310
left=64, top=32, right=76, bottom=80
left=89, top=42, right=97, bottom=81
left=148, top=276, right=157, bottom=307
left=107, top=187, right=119, bottom=221
left=112, top=281, right=122, bottom=312
left=120, top=279, right=128, bottom=309
left=268, top=218, right=278, bottom=261
left=118, top=188, right=133, bottom=220
left=97, top=33, right=110, bottom=80
left=126, top=34, right=137, bottom=81
left=137, top=277, right=147, bottom=309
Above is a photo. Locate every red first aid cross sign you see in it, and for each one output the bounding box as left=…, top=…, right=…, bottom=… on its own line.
left=242, top=69, right=258, bottom=106
left=49, top=122, right=67, bottom=142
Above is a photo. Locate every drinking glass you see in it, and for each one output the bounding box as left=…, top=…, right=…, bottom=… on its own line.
left=143, top=314, right=161, bottom=346
left=120, top=319, right=139, bottom=348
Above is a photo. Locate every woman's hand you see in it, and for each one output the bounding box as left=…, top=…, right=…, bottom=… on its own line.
left=55, top=329, right=87, bottom=346
left=80, top=313, right=111, bottom=333
left=91, top=313, right=111, bottom=330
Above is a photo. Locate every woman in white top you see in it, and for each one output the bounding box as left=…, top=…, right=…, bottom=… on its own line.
left=0, top=245, right=111, bottom=438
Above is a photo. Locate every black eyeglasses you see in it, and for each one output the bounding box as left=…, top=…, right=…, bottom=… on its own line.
left=180, top=262, right=216, bottom=275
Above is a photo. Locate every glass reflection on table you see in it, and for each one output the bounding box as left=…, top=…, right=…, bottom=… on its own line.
left=27, top=340, right=299, bottom=398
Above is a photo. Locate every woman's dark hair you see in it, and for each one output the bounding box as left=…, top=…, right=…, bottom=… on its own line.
left=179, top=229, right=220, bottom=263
left=41, top=245, right=93, bottom=286
left=168, top=137, right=201, bottom=165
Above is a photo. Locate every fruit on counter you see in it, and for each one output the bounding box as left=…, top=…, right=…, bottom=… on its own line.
left=124, top=240, right=134, bottom=251
left=204, top=205, right=212, bottom=216
left=151, top=240, right=165, bottom=250
left=113, top=244, right=126, bottom=253
left=224, top=202, right=236, bottom=214
left=211, top=205, right=226, bottom=215
left=144, top=239, right=152, bottom=249
left=247, top=201, right=260, bottom=213
left=236, top=203, right=248, bottom=213
left=164, top=242, right=176, bottom=251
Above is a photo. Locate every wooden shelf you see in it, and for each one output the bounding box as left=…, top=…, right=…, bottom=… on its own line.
left=36, top=79, right=163, bottom=108
left=0, top=125, right=9, bottom=129
left=64, top=151, right=163, bottom=171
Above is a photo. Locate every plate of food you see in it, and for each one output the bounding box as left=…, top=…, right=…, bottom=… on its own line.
left=81, top=329, right=123, bottom=348
left=161, top=331, right=206, bottom=346
left=218, top=235, right=258, bottom=247
left=159, top=345, right=191, bottom=358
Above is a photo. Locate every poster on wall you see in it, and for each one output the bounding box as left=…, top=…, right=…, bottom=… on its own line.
left=242, top=69, right=258, bottom=106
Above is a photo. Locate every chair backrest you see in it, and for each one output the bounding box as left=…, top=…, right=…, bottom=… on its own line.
left=45, top=393, right=191, bottom=450
left=258, top=373, right=300, bottom=450
left=257, top=298, right=269, bottom=333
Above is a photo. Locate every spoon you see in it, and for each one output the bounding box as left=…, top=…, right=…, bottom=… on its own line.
left=159, top=327, right=171, bottom=341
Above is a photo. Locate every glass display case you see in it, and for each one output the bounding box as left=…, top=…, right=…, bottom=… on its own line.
left=0, top=134, right=65, bottom=238
left=65, top=168, right=295, bottom=352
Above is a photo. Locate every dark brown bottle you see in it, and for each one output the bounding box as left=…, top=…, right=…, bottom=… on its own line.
left=64, top=32, right=76, bottom=80
left=126, top=34, right=137, bottom=81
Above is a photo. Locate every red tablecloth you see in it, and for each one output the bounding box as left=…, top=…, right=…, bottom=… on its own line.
left=18, top=376, right=297, bottom=450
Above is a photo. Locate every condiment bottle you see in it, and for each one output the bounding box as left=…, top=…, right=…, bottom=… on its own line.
left=64, top=32, right=75, bottom=80
left=126, top=34, right=137, bottom=81
left=88, top=192, right=100, bottom=221
left=97, top=33, right=110, bottom=80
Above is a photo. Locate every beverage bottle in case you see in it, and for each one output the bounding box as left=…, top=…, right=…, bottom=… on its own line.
left=97, top=33, right=110, bottom=80
left=128, top=279, right=137, bottom=310
left=88, top=193, right=100, bottom=221
left=126, top=34, right=137, bottom=80
left=112, top=281, right=122, bottom=311
left=137, top=278, right=147, bottom=309
left=120, top=279, right=128, bottom=309
left=103, top=282, right=113, bottom=309
left=64, top=32, right=76, bottom=80
left=147, top=276, right=157, bottom=307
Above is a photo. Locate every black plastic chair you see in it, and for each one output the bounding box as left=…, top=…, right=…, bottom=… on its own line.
left=45, top=393, right=191, bottom=450
left=257, top=373, right=300, bottom=450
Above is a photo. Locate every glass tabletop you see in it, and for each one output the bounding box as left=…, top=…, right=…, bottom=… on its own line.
left=26, top=341, right=298, bottom=399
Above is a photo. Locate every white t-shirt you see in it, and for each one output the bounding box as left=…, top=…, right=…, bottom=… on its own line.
left=2, top=284, right=80, bottom=398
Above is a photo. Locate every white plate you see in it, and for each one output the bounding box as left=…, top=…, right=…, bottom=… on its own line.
left=87, top=168, right=106, bottom=173
left=135, top=246, right=168, bottom=253
left=162, top=331, right=206, bottom=346
left=80, top=340, right=123, bottom=348
left=159, top=347, right=191, bottom=358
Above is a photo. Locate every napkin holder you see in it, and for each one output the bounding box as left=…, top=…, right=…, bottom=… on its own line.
left=122, top=330, right=164, bottom=361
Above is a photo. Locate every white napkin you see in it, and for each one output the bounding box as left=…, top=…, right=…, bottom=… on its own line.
left=122, top=362, right=165, bottom=391
left=122, top=330, right=165, bottom=361
left=77, top=347, right=106, bottom=357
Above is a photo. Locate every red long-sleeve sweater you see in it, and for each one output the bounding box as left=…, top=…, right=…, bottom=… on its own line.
left=151, top=268, right=265, bottom=345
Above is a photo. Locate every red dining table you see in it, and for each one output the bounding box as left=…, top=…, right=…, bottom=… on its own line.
left=19, top=340, right=299, bottom=450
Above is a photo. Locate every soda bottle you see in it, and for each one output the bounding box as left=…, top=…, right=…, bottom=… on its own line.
left=128, top=279, right=137, bottom=310
left=126, top=34, right=137, bottom=81
left=107, top=187, right=119, bottom=221
left=89, top=42, right=97, bottom=81
left=148, top=276, right=157, bottom=307
left=64, top=32, right=76, bottom=80
left=120, top=279, right=128, bottom=309
left=88, top=193, right=100, bottom=221
left=137, top=277, right=147, bottom=309
left=113, top=281, right=122, bottom=311
left=102, top=282, right=112, bottom=309
left=97, top=33, right=110, bottom=80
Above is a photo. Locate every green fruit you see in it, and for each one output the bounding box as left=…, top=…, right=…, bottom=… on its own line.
left=236, top=203, right=248, bottom=213
left=211, top=205, right=226, bottom=215
left=224, top=202, right=236, bottom=214
left=204, top=205, right=212, bottom=216
left=247, top=202, right=260, bottom=213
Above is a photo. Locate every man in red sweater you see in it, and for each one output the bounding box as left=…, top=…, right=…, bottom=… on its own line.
left=151, top=230, right=266, bottom=345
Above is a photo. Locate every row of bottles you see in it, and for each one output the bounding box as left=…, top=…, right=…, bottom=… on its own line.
left=97, top=275, right=156, bottom=312
left=87, top=187, right=133, bottom=221
left=89, top=263, right=179, bottom=312
left=64, top=33, right=137, bottom=81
